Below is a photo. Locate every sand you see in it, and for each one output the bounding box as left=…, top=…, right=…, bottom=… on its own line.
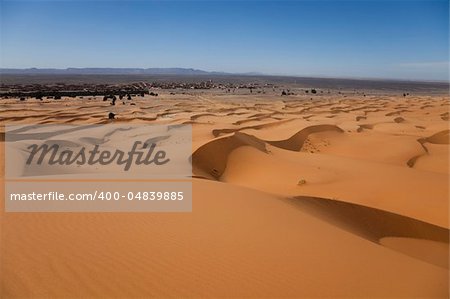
left=1, top=90, right=449, bottom=297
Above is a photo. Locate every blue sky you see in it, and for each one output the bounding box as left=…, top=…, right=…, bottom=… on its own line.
left=1, top=0, right=448, bottom=81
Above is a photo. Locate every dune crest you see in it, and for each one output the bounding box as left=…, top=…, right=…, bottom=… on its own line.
left=193, top=124, right=344, bottom=178
left=407, top=130, right=450, bottom=168
left=286, top=196, right=449, bottom=268
left=192, top=132, right=268, bottom=179
left=265, top=124, right=344, bottom=151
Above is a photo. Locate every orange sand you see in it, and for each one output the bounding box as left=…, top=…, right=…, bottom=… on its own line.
left=1, top=91, right=449, bottom=297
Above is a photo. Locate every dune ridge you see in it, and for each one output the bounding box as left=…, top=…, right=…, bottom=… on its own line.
left=286, top=195, right=449, bottom=268
left=265, top=124, right=343, bottom=151
left=193, top=124, right=344, bottom=179
left=407, top=129, right=450, bottom=168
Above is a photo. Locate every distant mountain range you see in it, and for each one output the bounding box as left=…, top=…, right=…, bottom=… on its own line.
left=0, top=68, right=263, bottom=76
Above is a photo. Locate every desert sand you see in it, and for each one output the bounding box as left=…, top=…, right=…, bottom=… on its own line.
left=1, top=88, right=449, bottom=297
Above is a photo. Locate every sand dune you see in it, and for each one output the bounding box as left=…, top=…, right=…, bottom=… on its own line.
left=286, top=195, right=448, bottom=268
left=1, top=91, right=449, bottom=297
left=407, top=130, right=450, bottom=170
left=1, top=179, right=449, bottom=298
left=193, top=124, right=345, bottom=179
left=265, top=124, right=344, bottom=151
left=426, top=129, right=450, bottom=144
left=192, top=132, right=268, bottom=179
left=212, top=118, right=294, bottom=137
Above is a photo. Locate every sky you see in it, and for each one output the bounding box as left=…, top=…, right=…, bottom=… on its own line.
left=0, top=0, right=448, bottom=81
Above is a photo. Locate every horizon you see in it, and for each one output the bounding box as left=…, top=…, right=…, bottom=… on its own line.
left=1, top=66, right=449, bottom=83
left=1, top=0, right=449, bottom=81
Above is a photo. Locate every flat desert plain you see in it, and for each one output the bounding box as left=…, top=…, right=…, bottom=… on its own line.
left=0, top=87, right=449, bottom=297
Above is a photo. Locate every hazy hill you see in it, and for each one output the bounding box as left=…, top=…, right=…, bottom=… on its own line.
left=0, top=68, right=217, bottom=75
